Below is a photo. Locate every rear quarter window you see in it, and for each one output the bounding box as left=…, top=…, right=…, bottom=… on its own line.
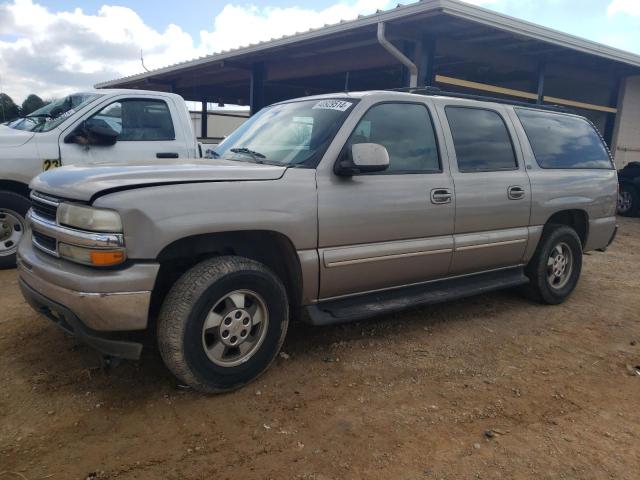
left=515, top=108, right=612, bottom=169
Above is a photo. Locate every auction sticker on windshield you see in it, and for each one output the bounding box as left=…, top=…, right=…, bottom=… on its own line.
left=312, top=100, right=352, bottom=111
left=60, top=109, right=76, bottom=119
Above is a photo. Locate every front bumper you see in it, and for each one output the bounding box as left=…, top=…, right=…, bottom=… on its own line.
left=19, top=279, right=143, bottom=360
left=18, top=230, right=159, bottom=331
left=17, top=230, right=160, bottom=359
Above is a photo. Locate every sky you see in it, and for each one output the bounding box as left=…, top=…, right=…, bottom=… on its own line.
left=0, top=0, right=639, bottom=103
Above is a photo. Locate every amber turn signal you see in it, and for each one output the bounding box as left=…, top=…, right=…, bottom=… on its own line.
left=58, top=243, right=127, bottom=267
left=90, top=250, right=126, bottom=266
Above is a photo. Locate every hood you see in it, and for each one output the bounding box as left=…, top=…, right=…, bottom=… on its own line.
left=30, top=159, right=287, bottom=201
left=0, top=124, right=36, bottom=147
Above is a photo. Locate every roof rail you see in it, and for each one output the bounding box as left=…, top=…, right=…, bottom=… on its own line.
left=390, top=86, right=571, bottom=113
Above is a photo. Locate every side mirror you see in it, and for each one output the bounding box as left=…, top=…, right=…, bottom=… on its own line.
left=335, top=143, right=390, bottom=176
left=65, top=119, right=119, bottom=146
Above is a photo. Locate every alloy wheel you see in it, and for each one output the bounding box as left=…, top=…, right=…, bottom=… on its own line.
left=618, top=190, right=633, bottom=215
left=0, top=209, right=25, bottom=257
left=201, top=289, right=269, bottom=367
left=546, top=242, right=573, bottom=290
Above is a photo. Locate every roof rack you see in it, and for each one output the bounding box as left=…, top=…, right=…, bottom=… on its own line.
left=390, top=86, right=571, bottom=113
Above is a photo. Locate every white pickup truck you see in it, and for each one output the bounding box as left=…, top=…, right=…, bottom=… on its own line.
left=0, top=89, right=203, bottom=268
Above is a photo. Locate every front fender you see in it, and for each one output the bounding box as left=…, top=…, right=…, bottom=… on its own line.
left=93, top=168, right=318, bottom=259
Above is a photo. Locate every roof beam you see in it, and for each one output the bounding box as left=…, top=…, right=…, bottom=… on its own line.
left=266, top=44, right=397, bottom=82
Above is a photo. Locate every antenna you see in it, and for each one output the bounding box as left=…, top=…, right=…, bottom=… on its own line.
left=140, top=49, right=150, bottom=73
left=344, top=71, right=350, bottom=93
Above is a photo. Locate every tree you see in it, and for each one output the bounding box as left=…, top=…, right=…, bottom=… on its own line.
left=21, top=94, right=46, bottom=116
left=0, top=93, right=20, bottom=123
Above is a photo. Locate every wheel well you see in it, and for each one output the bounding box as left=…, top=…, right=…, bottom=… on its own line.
left=0, top=180, right=30, bottom=198
left=150, top=230, right=303, bottom=322
left=544, top=210, right=588, bottom=247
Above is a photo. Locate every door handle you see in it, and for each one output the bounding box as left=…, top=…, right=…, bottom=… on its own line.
left=508, top=185, right=525, bottom=200
left=156, top=152, right=179, bottom=159
left=431, top=188, right=453, bottom=205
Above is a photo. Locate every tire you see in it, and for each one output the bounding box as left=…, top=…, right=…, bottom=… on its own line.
left=0, top=190, right=30, bottom=270
left=524, top=225, right=583, bottom=305
left=617, top=184, right=638, bottom=217
left=157, top=256, right=289, bottom=393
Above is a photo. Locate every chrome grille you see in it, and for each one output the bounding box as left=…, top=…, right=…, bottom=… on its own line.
left=27, top=191, right=125, bottom=260
left=27, top=206, right=125, bottom=259
left=30, top=191, right=61, bottom=257
left=32, top=230, right=58, bottom=255
left=30, top=191, right=60, bottom=223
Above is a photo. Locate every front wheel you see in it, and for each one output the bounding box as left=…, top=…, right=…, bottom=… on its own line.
left=0, top=191, right=30, bottom=269
left=157, top=256, right=289, bottom=393
left=524, top=225, right=583, bottom=305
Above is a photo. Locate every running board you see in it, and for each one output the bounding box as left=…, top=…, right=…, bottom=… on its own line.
left=305, top=268, right=529, bottom=326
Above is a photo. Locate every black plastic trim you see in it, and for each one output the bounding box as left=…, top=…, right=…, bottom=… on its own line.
left=305, top=267, right=529, bottom=326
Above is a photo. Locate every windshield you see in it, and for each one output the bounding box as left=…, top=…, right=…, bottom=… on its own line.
left=8, top=92, right=102, bottom=133
left=214, top=98, right=357, bottom=167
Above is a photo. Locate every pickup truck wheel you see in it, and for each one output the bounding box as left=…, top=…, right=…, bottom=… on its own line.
left=617, top=184, right=638, bottom=216
left=0, top=191, right=30, bottom=269
left=524, top=225, right=582, bottom=305
left=157, top=256, right=289, bottom=393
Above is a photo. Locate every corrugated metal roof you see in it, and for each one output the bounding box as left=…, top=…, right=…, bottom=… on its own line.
left=96, top=0, right=640, bottom=88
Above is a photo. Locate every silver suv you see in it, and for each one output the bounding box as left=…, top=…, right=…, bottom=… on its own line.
left=18, top=91, right=618, bottom=392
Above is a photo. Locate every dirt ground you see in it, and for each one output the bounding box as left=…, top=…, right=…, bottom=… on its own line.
left=1, top=219, right=639, bottom=480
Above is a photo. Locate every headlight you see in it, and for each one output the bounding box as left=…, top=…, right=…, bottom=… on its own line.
left=57, top=203, right=122, bottom=232
left=58, top=243, right=126, bottom=267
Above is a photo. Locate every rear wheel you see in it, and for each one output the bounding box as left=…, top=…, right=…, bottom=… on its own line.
left=0, top=191, right=30, bottom=269
left=617, top=184, right=638, bottom=217
left=524, top=225, right=582, bottom=305
left=157, top=256, right=289, bottom=393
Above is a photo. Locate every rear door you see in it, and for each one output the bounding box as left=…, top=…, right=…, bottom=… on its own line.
left=316, top=99, right=455, bottom=299
left=59, top=96, right=190, bottom=165
left=436, top=101, right=532, bottom=274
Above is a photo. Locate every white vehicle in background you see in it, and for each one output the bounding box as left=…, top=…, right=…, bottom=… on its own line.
left=0, top=89, right=210, bottom=268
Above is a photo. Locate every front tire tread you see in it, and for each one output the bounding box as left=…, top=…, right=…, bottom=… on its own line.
left=157, top=256, right=288, bottom=393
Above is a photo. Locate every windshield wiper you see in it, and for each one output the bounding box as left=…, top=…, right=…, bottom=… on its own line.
left=230, top=147, right=266, bottom=159
left=226, top=147, right=286, bottom=166
left=26, top=113, right=52, bottom=119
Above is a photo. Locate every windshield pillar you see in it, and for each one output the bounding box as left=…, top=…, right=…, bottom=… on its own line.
left=250, top=63, right=265, bottom=115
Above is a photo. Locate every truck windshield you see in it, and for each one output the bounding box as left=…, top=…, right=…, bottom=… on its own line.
left=8, top=92, right=103, bottom=133
left=214, top=98, right=356, bottom=167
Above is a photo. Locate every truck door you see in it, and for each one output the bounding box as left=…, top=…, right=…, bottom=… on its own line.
left=316, top=100, right=455, bottom=299
left=59, top=97, right=190, bottom=165
left=436, top=101, right=532, bottom=275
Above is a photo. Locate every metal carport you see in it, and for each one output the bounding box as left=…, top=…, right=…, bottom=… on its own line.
left=96, top=0, right=640, bottom=165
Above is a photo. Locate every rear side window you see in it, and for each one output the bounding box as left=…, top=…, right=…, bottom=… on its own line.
left=445, top=107, right=517, bottom=172
left=348, top=103, right=440, bottom=173
left=515, top=108, right=612, bottom=169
